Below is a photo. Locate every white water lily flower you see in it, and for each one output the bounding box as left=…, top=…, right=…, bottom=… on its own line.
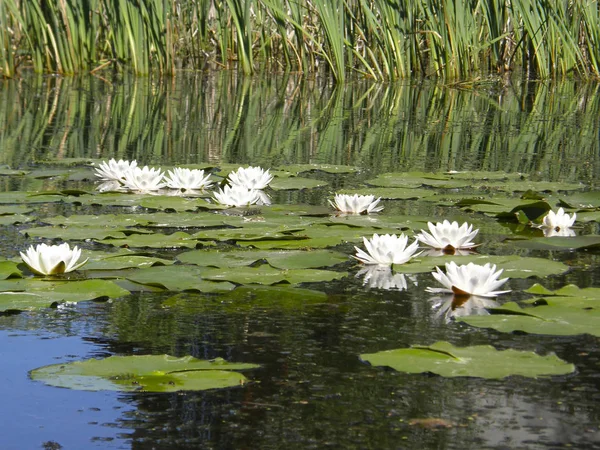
left=121, top=165, right=166, bottom=193
left=94, top=158, right=137, bottom=181
left=416, top=220, right=478, bottom=252
left=228, top=166, right=273, bottom=190
left=356, top=266, right=414, bottom=290
left=353, top=233, right=420, bottom=266
left=213, top=185, right=261, bottom=207
left=427, top=261, right=510, bottom=298
left=431, top=294, right=499, bottom=322
left=20, top=243, right=88, bottom=276
left=165, top=167, right=214, bottom=191
left=541, top=207, right=576, bottom=232
left=329, top=194, right=383, bottom=214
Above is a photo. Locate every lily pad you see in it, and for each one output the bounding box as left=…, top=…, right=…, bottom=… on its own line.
left=0, top=261, right=22, bottom=279
left=84, top=254, right=175, bottom=270
left=177, top=249, right=348, bottom=269
left=139, top=195, right=213, bottom=212
left=30, top=355, right=259, bottom=392
left=0, top=279, right=130, bottom=312
left=0, top=214, right=33, bottom=225
left=338, top=187, right=435, bottom=200
left=269, top=177, right=328, bottom=190
left=275, top=164, right=359, bottom=174
left=199, top=265, right=348, bottom=285
left=511, top=235, right=600, bottom=251
left=125, top=265, right=235, bottom=292
left=99, top=232, right=197, bottom=249
left=21, top=226, right=129, bottom=240
left=394, top=254, right=568, bottom=278
left=0, top=205, right=33, bottom=215
left=459, top=302, right=600, bottom=336
left=525, top=283, right=600, bottom=308
left=360, top=341, right=574, bottom=378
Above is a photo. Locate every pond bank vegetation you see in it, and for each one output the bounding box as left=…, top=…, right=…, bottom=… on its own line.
left=2, top=0, right=600, bottom=81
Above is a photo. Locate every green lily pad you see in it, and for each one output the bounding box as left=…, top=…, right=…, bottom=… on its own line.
left=511, top=235, right=600, bottom=251
left=99, top=231, right=197, bottom=249
left=30, top=355, right=259, bottom=392
left=0, top=205, right=33, bottom=215
left=199, top=265, right=348, bottom=285
left=0, top=192, right=65, bottom=204
left=275, top=164, right=359, bottom=174
left=0, top=279, right=130, bottom=311
left=456, top=198, right=551, bottom=220
left=0, top=214, right=33, bottom=225
left=525, top=283, right=600, bottom=308
left=0, top=261, right=23, bottom=279
left=0, top=168, right=29, bottom=176
left=139, top=195, right=213, bottom=212
left=338, top=187, right=435, bottom=200
left=22, top=226, right=129, bottom=240
left=366, top=172, right=461, bottom=189
left=558, top=191, right=600, bottom=210
left=394, top=254, right=568, bottom=278
left=84, top=254, right=175, bottom=270
left=360, top=341, right=574, bottom=378
left=269, top=177, right=328, bottom=190
left=125, top=265, right=235, bottom=292
left=177, top=249, right=348, bottom=269
left=459, top=302, right=600, bottom=336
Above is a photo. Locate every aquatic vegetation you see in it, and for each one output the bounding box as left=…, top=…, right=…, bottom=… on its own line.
left=227, top=166, right=273, bottom=190
left=94, top=158, right=137, bottom=182
left=416, top=220, right=478, bottom=253
left=353, top=233, right=420, bottom=267
left=541, top=207, right=577, bottom=232
left=121, top=166, right=166, bottom=193
left=360, top=341, right=574, bottom=379
left=427, top=261, right=510, bottom=298
left=164, top=168, right=214, bottom=191
left=19, top=242, right=88, bottom=276
left=213, top=185, right=261, bottom=207
left=329, top=194, right=383, bottom=215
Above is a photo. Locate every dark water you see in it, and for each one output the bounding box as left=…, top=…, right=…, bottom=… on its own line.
left=1, top=73, right=600, bottom=450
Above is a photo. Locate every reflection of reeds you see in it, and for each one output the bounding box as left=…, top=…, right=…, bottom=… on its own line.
left=2, top=1, right=600, bottom=80
left=0, top=74, right=598, bottom=183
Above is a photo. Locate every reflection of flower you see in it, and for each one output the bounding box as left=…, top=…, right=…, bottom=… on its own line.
left=94, top=158, right=137, bottom=181
left=329, top=194, right=383, bottom=214
left=416, top=220, right=478, bottom=253
left=95, top=180, right=126, bottom=192
left=426, top=261, right=510, bottom=297
left=541, top=208, right=576, bottom=233
left=543, top=227, right=576, bottom=237
left=356, top=266, right=413, bottom=290
left=121, top=166, right=166, bottom=193
left=354, top=233, right=420, bottom=266
left=165, top=168, right=213, bottom=191
left=20, top=243, right=88, bottom=275
left=420, top=248, right=477, bottom=257
left=256, top=190, right=272, bottom=206
left=213, top=185, right=261, bottom=207
left=228, top=166, right=273, bottom=190
left=431, top=294, right=499, bottom=321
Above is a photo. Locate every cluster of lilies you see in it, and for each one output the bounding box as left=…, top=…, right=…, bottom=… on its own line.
left=94, top=159, right=273, bottom=207
left=18, top=160, right=578, bottom=321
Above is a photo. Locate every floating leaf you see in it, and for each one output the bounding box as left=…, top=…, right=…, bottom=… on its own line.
left=0, top=214, right=33, bottom=225
left=100, top=232, right=197, bottom=249
left=199, top=265, right=348, bottom=285
left=337, top=187, right=435, bottom=200
left=0, top=205, right=33, bottom=215
left=125, top=265, right=235, bottom=292
left=177, top=249, right=348, bottom=269
left=511, top=235, right=600, bottom=251
left=269, top=177, right=328, bottom=190
left=139, top=195, right=213, bottom=212
left=30, top=355, right=259, bottom=392
left=0, top=279, right=130, bottom=312
left=84, top=254, right=175, bottom=270
left=0, top=261, right=22, bottom=279
left=360, top=341, right=574, bottom=378
left=275, top=164, right=359, bottom=174
left=394, top=254, right=568, bottom=278
left=22, top=226, right=129, bottom=240
left=459, top=302, right=600, bottom=336
left=525, top=283, right=600, bottom=308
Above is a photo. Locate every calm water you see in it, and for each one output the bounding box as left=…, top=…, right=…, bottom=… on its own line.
left=0, top=73, right=600, bottom=450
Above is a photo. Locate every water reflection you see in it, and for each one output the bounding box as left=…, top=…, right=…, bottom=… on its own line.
left=356, top=265, right=417, bottom=291
left=430, top=294, right=499, bottom=322
left=0, top=74, right=598, bottom=183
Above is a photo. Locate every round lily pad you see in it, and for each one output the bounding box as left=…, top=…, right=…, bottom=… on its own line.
left=30, top=355, right=259, bottom=392
left=360, top=341, right=574, bottom=378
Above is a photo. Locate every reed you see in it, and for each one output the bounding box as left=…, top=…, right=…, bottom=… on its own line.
left=1, top=0, right=600, bottom=80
